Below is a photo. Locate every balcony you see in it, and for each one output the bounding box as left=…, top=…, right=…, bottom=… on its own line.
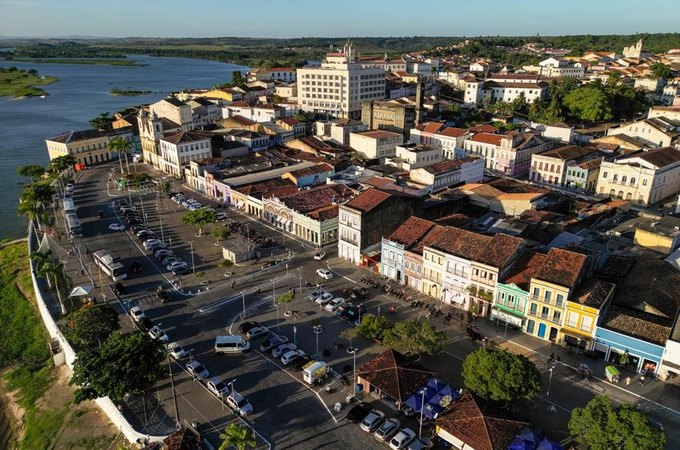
left=526, top=310, right=562, bottom=325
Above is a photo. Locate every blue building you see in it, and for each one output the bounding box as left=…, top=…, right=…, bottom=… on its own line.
left=381, top=217, right=435, bottom=283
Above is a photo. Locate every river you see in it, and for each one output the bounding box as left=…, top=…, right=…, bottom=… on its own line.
left=0, top=55, right=247, bottom=240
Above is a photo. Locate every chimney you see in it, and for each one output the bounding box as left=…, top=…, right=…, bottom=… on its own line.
left=415, top=75, right=424, bottom=125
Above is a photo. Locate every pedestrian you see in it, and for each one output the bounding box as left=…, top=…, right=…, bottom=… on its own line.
left=80, top=269, right=84, bottom=276
left=549, top=352, right=555, bottom=363
left=625, top=376, right=632, bottom=387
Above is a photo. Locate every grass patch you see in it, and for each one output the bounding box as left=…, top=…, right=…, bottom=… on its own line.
left=5, top=365, right=54, bottom=410
left=0, top=67, right=58, bottom=98
left=19, top=406, right=69, bottom=450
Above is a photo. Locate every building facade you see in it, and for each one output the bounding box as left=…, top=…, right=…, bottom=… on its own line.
left=349, top=130, right=403, bottom=160
left=158, top=131, right=212, bottom=177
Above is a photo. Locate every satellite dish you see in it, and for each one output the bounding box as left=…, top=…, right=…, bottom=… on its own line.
left=439, top=395, right=453, bottom=408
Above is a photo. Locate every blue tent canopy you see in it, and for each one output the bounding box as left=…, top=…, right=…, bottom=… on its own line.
left=404, top=386, right=435, bottom=411
left=517, top=428, right=543, bottom=447
left=426, top=377, right=445, bottom=391
left=536, top=437, right=563, bottom=450
left=423, top=402, right=442, bottom=419
left=404, top=378, right=459, bottom=418
left=508, top=436, right=535, bottom=450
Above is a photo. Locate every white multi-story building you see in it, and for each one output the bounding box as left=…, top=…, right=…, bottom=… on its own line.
left=391, top=143, right=442, bottom=171
left=150, top=98, right=194, bottom=131
left=409, top=156, right=484, bottom=192
left=410, top=122, right=471, bottom=160
left=297, top=41, right=386, bottom=118
left=526, top=58, right=585, bottom=78
left=349, top=130, right=403, bottom=159
left=529, top=145, right=601, bottom=186
left=464, top=74, right=547, bottom=106
left=158, top=131, right=212, bottom=177
left=606, top=117, right=680, bottom=148
left=222, top=102, right=283, bottom=123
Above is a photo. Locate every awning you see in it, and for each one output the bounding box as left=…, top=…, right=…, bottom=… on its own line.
left=560, top=327, right=593, bottom=341
left=69, top=285, right=92, bottom=297
left=491, top=308, right=523, bottom=328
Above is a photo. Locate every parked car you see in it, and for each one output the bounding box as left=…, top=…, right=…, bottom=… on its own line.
left=155, top=249, right=173, bottom=259
left=350, top=286, right=370, bottom=300
left=166, top=261, right=188, bottom=271
left=129, top=306, right=145, bottom=321
left=146, top=243, right=167, bottom=252
left=306, top=288, right=326, bottom=302
left=215, top=212, right=227, bottom=221
left=129, top=260, right=143, bottom=273
left=130, top=225, right=148, bottom=233
left=96, top=210, right=107, bottom=218
left=226, top=391, right=253, bottom=416
left=166, top=342, right=188, bottom=359
left=272, top=343, right=297, bottom=358
left=127, top=218, right=143, bottom=226
left=113, top=282, right=127, bottom=295
left=207, top=377, right=230, bottom=398
left=290, top=355, right=313, bottom=371
left=149, top=325, right=169, bottom=343
left=360, top=409, right=386, bottom=432
left=161, top=256, right=182, bottom=266
left=389, top=428, right=416, bottom=450
left=406, top=438, right=433, bottom=450
left=325, top=297, right=345, bottom=312
left=315, top=292, right=334, bottom=306
left=138, top=233, right=157, bottom=242
left=108, top=223, right=125, bottom=231
left=246, top=326, right=269, bottom=340
left=347, top=402, right=372, bottom=423
left=313, top=251, right=327, bottom=260
left=186, top=360, right=209, bottom=380
left=143, top=239, right=162, bottom=249
left=259, top=334, right=288, bottom=352
left=280, top=349, right=306, bottom=365
left=138, top=317, right=153, bottom=332
left=238, top=321, right=261, bottom=334
left=316, top=268, right=333, bottom=280
left=374, top=418, right=401, bottom=442
left=172, top=266, right=191, bottom=275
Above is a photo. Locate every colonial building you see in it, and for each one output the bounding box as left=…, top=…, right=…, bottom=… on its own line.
left=361, top=100, right=416, bottom=140
left=150, top=97, right=194, bottom=131
left=349, top=129, right=403, bottom=160
left=391, top=143, right=442, bottom=171
left=606, top=117, right=680, bottom=148
left=297, top=41, right=385, bottom=118
left=529, top=145, right=601, bottom=186
left=158, top=131, right=212, bottom=178
left=560, top=279, right=615, bottom=351
left=410, top=122, right=471, bottom=160
left=381, top=217, right=436, bottom=284
left=45, top=128, right=136, bottom=166
left=409, top=157, right=484, bottom=193
left=464, top=74, right=548, bottom=106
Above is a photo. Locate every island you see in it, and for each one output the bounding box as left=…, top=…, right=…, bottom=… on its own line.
left=10, top=58, right=145, bottom=67
left=110, top=87, right=152, bottom=96
left=0, top=67, right=58, bottom=98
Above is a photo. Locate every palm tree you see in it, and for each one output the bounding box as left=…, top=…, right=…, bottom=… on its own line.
left=218, top=423, right=256, bottom=450
left=35, top=256, right=66, bottom=314
left=109, top=138, right=132, bottom=175
left=31, top=250, right=53, bottom=284
left=18, top=198, right=42, bottom=230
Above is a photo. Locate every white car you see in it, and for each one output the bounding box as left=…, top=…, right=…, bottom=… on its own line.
left=360, top=409, right=386, bottom=432
left=389, top=428, right=416, bottom=450
left=375, top=418, right=401, bottom=442
left=246, top=326, right=269, bottom=339
left=186, top=360, right=209, bottom=380
left=143, top=239, right=163, bottom=250
left=207, top=377, right=230, bottom=397
left=315, top=292, right=334, bottom=306
left=325, top=297, right=345, bottom=312
left=129, top=306, right=146, bottom=322
left=316, top=268, right=333, bottom=280
left=216, top=212, right=227, bottom=221
left=272, top=343, right=297, bottom=358
left=149, top=325, right=169, bottom=343
left=306, top=289, right=326, bottom=302
left=166, top=261, right=188, bottom=271
left=280, top=349, right=306, bottom=365
left=313, top=251, right=327, bottom=260
left=226, top=391, right=253, bottom=416
left=167, top=342, right=188, bottom=359
left=108, top=223, right=125, bottom=231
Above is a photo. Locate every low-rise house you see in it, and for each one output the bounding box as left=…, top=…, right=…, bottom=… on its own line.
left=349, top=130, right=403, bottom=160
left=595, top=146, right=680, bottom=205
left=560, top=279, right=615, bottom=351
left=222, top=102, right=284, bottom=123
left=564, top=157, right=603, bottom=193
left=606, top=117, right=680, bottom=148
left=381, top=217, right=436, bottom=284
left=225, top=130, right=270, bottom=152
left=409, top=157, right=484, bottom=193
left=276, top=117, right=306, bottom=138
left=648, top=105, right=680, bottom=121
left=281, top=163, right=335, bottom=187
left=463, top=131, right=552, bottom=175
left=186, top=98, right=221, bottom=127
left=391, top=143, right=442, bottom=170
left=458, top=179, right=548, bottom=217
left=529, top=145, right=601, bottom=186
left=410, top=122, right=471, bottom=160
left=633, top=215, right=680, bottom=255
left=403, top=224, right=448, bottom=292
left=493, top=251, right=546, bottom=331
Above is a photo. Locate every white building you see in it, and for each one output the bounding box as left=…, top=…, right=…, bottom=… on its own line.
left=349, top=130, right=403, bottom=159
left=222, top=102, right=283, bottom=123
left=409, top=156, right=484, bottom=192
left=464, top=74, right=548, bottom=106
left=297, top=41, right=386, bottom=118
left=531, top=58, right=585, bottom=78
left=391, top=143, right=442, bottom=171
left=158, top=131, right=212, bottom=178
left=648, top=106, right=680, bottom=121
left=410, top=122, right=471, bottom=159
left=607, top=117, right=680, bottom=148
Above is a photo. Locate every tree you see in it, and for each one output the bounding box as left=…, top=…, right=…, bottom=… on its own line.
left=49, top=155, right=77, bottom=173
left=563, top=85, right=613, bottom=122
left=34, top=256, right=66, bottom=315
left=22, top=182, right=55, bottom=206
left=528, top=100, right=564, bottom=125
left=650, top=62, right=672, bottom=80
left=547, top=77, right=580, bottom=101
left=383, top=319, right=448, bottom=356
left=568, top=395, right=665, bottom=450
left=181, top=207, right=217, bottom=236
left=355, top=314, right=391, bottom=343
left=17, top=164, right=45, bottom=182
left=230, top=70, right=246, bottom=88
left=156, top=180, right=171, bottom=195
left=71, top=331, right=166, bottom=403
left=277, top=292, right=294, bottom=314
left=109, top=137, right=131, bottom=175
left=89, top=112, right=114, bottom=131
left=218, top=423, right=256, bottom=450
left=18, top=198, right=42, bottom=229
left=462, top=347, right=541, bottom=402
left=62, top=304, right=119, bottom=350
left=212, top=226, right=231, bottom=245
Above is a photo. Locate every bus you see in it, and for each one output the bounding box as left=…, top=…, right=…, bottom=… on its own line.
left=92, top=250, right=127, bottom=281
left=62, top=196, right=75, bottom=214
left=64, top=213, right=83, bottom=238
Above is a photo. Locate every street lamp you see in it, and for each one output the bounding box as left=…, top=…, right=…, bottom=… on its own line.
left=349, top=347, right=359, bottom=396
left=272, top=278, right=276, bottom=306
left=313, top=324, right=323, bottom=355
left=241, top=290, right=246, bottom=320
left=159, top=215, right=165, bottom=243
left=167, top=354, right=180, bottom=428
left=547, top=364, right=555, bottom=397
left=276, top=303, right=280, bottom=332
left=419, top=387, right=428, bottom=439
left=297, top=267, right=302, bottom=293
left=189, top=241, right=195, bottom=275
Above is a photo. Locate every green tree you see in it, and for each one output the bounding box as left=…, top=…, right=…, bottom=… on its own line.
left=17, top=164, right=46, bottom=182
left=22, top=182, right=55, bottom=206
left=563, top=85, right=613, bottom=122
left=62, top=304, right=119, bottom=350
left=528, top=100, right=564, bottom=125
left=355, top=314, right=391, bottom=343
left=18, top=198, right=43, bottom=229
left=218, top=423, right=256, bottom=450
left=70, top=332, right=166, bottom=403
left=231, top=70, right=246, bottom=88
left=108, top=137, right=131, bottom=175
left=650, top=62, right=672, bottom=80
left=568, top=395, right=665, bottom=450
left=49, top=155, right=77, bottom=173
left=156, top=180, right=171, bottom=195
left=383, top=319, right=448, bottom=356
left=34, top=257, right=66, bottom=315
left=548, top=77, right=580, bottom=101
left=277, top=292, right=294, bottom=314
left=89, top=112, right=114, bottom=131
left=212, top=226, right=231, bottom=245
left=181, top=207, right=217, bottom=236
left=462, top=347, right=542, bottom=402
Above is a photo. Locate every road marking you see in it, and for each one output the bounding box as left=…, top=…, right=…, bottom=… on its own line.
left=200, top=274, right=292, bottom=313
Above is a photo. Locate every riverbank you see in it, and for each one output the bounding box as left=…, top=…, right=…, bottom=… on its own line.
left=0, top=67, right=58, bottom=98
left=111, top=87, right=152, bottom=96
left=10, top=57, right=144, bottom=67
left=0, top=241, right=128, bottom=449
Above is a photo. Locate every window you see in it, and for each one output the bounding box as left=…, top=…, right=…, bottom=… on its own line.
left=567, top=312, right=578, bottom=328
left=581, top=316, right=593, bottom=332
left=544, top=291, right=552, bottom=302
left=526, top=319, right=535, bottom=334
left=642, top=179, right=648, bottom=186
left=553, top=311, right=561, bottom=323
left=529, top=303, right=538, bottom=315
left=556, top=294, right=564, bottom=307
left=602, top=172, right=608, bottom=179
left=541, top=306, right=549, bottom=317
left=532, top=287, right=540, bottom=299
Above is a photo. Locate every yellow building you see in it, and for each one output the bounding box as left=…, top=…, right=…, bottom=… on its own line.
left=560, top=279, right=615, bottom=351
left=525, top=249, right=588, bottom=342
left=45, top=129, right=132, bottom=166
left=202, top=88, right=243, bottom=102
left=421, top=246, right=445, bottom=299
left=633, top=216, right=680, bottom=255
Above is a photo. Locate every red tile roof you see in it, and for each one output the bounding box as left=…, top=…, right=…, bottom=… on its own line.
left=422, top=122, right=446, bottom=134
left=364, top=176, right=395, bottom=188
left=344, top=189, right=392, bottom=213
left=503, top=251, right=547, bottom=290
left=387, top=217, right=436, bottom=248
left=430, top=228, right=522, bottom=268
left=279, top=184, right=354, bottom=214
left=470, top=124, right=499, bottom=134
left=470, top=133, right=503, bottom=146
left=161, top=131, right=211, bottom=145
left=229, top=115, right=257, bottom=126
left=535, top=248, right=588, bottom=289
left=356, top=349, right=435, bottom=404
left=286, top=163, right=334, bottom=179
left=422, top=157, right=480, bottom=175
left=410, top=224, right=448, bottom=255
left=439, top=127, right=469, bottom=138
left=435, top=392, right=528, bottom=450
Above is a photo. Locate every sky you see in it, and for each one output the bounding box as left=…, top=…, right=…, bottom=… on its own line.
left=1, top=0, right=679, bottom=38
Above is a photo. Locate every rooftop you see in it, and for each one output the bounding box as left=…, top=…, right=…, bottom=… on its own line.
left=620, top=146, right=680, bottom=169
left=502, top=251, right=547, bottom=291
left=602, top=306, right=672, bottom=346
left=535, top=248, right=588, bottom=290
left=469, top=133, right=504, bottom=146
left=421, top=157, right=480, bottom=175
left=47, top=129, right=106, bottom=143
left=161, top=131, right=211, bottom=145
left=285, top=163, right=334, bottom=179
left=279, top=184, right=354, bottom=214
left=344, top=189, right=392, bottom=213
left=636, top=215, right=680, bottom=238
left=536, top=145, right=599, bottom=161
left=353, top=129, right=403, bottom=140
left=430, top=227, right=523, bottom=268
left=387, top=217, right=436, bottom=248
left=398, top=143, right=438, bottom=153
left=570, top=279, right=615, bottom=309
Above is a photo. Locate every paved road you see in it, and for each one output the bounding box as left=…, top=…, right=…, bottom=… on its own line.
left=47, top=161, right=679, bottom=449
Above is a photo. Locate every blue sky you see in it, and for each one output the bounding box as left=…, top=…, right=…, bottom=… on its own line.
left=1, top=0, right=678, bottom=38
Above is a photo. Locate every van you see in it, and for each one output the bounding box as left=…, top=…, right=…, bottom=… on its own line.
left=302, top=361, right=328, bottom=384
left=214, top=335, right=250, bottom=354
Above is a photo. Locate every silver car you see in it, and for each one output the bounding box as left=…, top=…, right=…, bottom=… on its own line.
left=374, top=418, right=401, bottom=442
left=360, top=409, right=386, bottom=432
